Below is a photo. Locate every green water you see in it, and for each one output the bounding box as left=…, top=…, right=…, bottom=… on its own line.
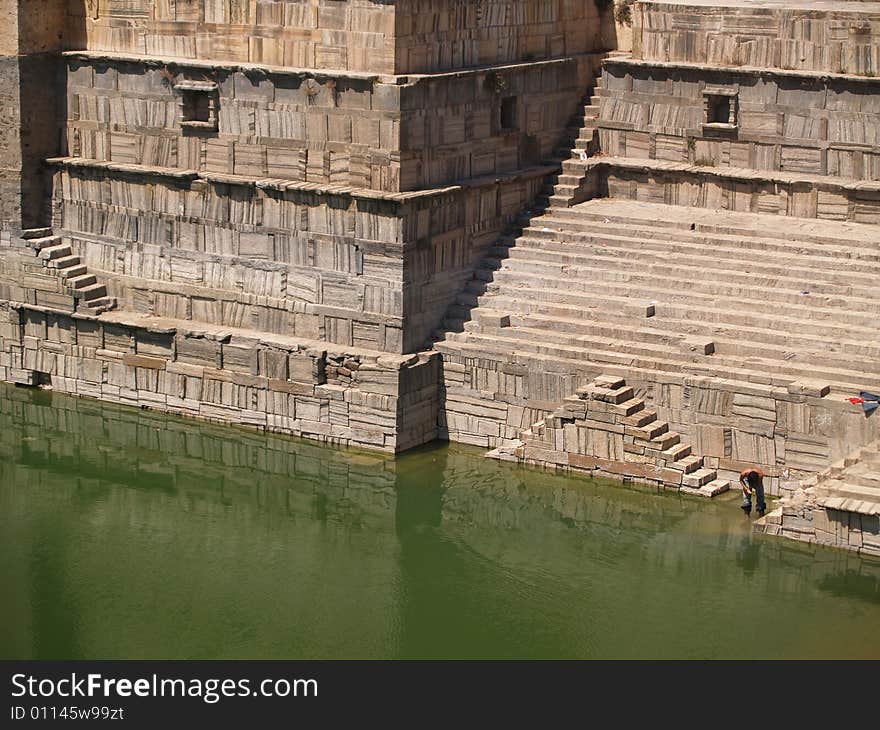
left=1, top=384, right=879, bottom=660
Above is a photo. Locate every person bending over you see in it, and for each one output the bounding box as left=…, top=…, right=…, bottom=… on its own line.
left=740, top=467, right=766, bottom=518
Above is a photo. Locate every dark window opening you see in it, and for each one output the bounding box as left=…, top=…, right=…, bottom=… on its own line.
left=707, top=95, right=731, bottom=124
left=703, top=89, right=738, bottom=131
left=182, top=93, right=212, bottom=124
left=500, top=96, right=518, bottom=131
left=175, top=80, right=219, bottom=133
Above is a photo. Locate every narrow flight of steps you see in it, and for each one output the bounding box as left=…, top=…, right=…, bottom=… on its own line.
left=434, top=199, right=880, bottom=398
left=489, top=375, right=730, bottom=497
left=755, top=441, right=880, bottom=556
left=534, top=70, right=604, bottom=210
left=14, top=229, right=116, bottom=314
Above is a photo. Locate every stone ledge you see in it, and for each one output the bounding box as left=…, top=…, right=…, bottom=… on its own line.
left=62, top=50, right=604, bottom=86
left=46, top=156, right=558, bottom=205
left=581, top=156, right=880, bottom=195
left=609, top=45, right=880, bottom=87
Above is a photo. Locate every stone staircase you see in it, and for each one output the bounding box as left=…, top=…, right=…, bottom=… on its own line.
left=538, top=71, right=603, bottom=209
left=755, top=440, right=880, bottom=556
left=10, top=229, right=116, bottom=314
left=489, top=374, right=730, bottom=497
left=435, top=198, right=880, bottom=398
left=548, top=90, right=603, bottom=207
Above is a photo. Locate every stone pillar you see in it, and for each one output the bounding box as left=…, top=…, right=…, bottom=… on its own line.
left=0, top=0, right=66, bottom=231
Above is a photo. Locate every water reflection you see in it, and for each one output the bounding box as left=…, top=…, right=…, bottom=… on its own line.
left=1, top=385, right=879, bottom=659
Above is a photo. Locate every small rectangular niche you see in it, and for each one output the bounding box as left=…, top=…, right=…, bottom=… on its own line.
left=702, top=87, right=738, bottom=134
left=500, top=96, right=518, bottom=132
left=174, top=80, right=219, bottom=133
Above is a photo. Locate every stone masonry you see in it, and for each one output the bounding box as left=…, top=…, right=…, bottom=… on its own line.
left=0, top=0, right=609, bottom=453
left=432, top=0, right=880, bottom=557
left=2, top=1, right=880, bottom=558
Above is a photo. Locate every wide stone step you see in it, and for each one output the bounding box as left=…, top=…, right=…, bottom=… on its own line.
left=539, top=211, right=880, bottom=266
left=819, top=480, right=880, bottom=502
left=473, top=308, right=880, bottom=369
left=74, top=283, right=107, bottom=301
left=59, top=264, right=88, bottom=280
left=66, top=273, right=97, bottom=290
left=683, top=468, right=717, bottom=488
left=440, top=330, right=871, bottom=393
left=555, top=201, right=880, bottom=252
left=487, top=261, right=880, bottom=320
left=436, top=337, right=789, bottom=398
left=51, top=255, right=82, bottom=271
left=516, top=228, right=880, bottom=292
left=464, top=289, right=880, bottom=361
left=512, top=230, right=880, bottom=295
left=469, top=282, right=880, bottom=342
left=455, top=321, right=877, bottom=393
left=39, top=244, right=72, bottom=261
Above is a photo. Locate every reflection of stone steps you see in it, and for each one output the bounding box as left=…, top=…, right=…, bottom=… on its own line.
left=488, top=375, right=730, bottom=497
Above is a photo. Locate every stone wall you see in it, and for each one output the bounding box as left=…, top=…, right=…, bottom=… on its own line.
left=634, top=0, right=880, bottom=77
left=599, top=60, right=880, bottom=183
left=62, top=55, right=594, bottom=194
left=63, top=58, right=405, bottom=192
left=66, top=0, right=608, bottom=75
left=46, top=162, right=547, bottom=354
left=67, top=0, right=398, bottom=73
left=0, top=300, right=440, bottom=453
left=394, top=0, right=605, bottom=73
left=0, top=0, right=68, bottom=229
left=572, top=158, right=880, bottom=223
left=0, top=55, right=22, bottom=229
left=438, top=349, right=879, bottom=495
left=400, top=57, right=594, bottom=189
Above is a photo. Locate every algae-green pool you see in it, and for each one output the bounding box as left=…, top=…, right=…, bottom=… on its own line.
left=2, top=383, right=878, bottom=660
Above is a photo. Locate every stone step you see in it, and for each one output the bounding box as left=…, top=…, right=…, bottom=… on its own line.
left=470, top=289, right=880, bottom=361
left=74, top=283, right=106, bottom=301
left=50, top=255, right=82, bottom=270
left=26, top=235, right=62, bottom=251
left=512, top=231, right=880, bottom=296
left=439, top=331, right=857, bottom=394
left=819, top=480, right=880, bottom=502
left=485, top=262, right=880, bottom=322
left=81, top=296, right=115, bottom=312
left=682, top=468, right=717, bottom=488
left=622, top=407, right=657, bottom=428
left=663, top=442, right=692, bottom=462
left=66, top=273, right=97, bottom=290
left=19, top=227, right=54, bottom=240
left=469, top=281, right=880, bottom=343
left=670, top=454, right=702, bottom=474
left=681, top=479, right=730, bottom=498
left=548, top=207, right=880, bottom=259
left=517, top=225, right=880, bottom=287
left=452, top=323, right=872, bottom=393
left=39, top=244, right=72, bottom=261
left=59, top=264, right=88, bottom=280
left=651, top=431, right=681, bottom=450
